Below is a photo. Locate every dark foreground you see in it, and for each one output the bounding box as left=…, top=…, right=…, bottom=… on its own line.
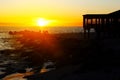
left=1, top=32, right=120, bottom=80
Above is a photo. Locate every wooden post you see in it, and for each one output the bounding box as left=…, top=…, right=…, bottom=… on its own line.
left=83, top=16, right=86, bottom=38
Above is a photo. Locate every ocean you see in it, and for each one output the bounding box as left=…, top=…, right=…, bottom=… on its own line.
left=0, top=26, right=83, bottom=78
left=0, top=33, right=15, bottom=50
left=0, top=26, right=83, bottom=50
left=0, top=26, right=83, bottom=33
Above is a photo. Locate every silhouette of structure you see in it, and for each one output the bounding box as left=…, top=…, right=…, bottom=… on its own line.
left=83, top=10, right=120, bottom=38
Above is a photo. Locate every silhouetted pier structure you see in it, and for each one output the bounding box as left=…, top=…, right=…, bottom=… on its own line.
left=83, top=10, right=120, bottom=38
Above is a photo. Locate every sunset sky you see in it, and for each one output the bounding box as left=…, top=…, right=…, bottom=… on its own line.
left=0, top=0, right=120, bottom=27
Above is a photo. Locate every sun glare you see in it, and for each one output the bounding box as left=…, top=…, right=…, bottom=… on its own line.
left=37, top=18, right=49, bottom=27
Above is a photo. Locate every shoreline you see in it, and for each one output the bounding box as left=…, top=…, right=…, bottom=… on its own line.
left=1, top=32, right=120, bottom=79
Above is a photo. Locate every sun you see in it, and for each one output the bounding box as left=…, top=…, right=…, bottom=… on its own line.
left=37, top=18, right=49, bottom=27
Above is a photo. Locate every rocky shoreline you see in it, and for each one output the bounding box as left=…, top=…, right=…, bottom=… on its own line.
left=1, top=32, right=120, bottom=79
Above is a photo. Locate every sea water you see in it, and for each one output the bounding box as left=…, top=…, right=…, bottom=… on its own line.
left=0, top=32, right=15, bottom=51
left=0, top=27, right=83, bottom=79
left=0, top=27, right=83, bottom=50
left=0, top=26, right=83, bottom=33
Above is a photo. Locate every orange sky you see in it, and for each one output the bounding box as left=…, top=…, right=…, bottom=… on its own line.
left=0, top=0, right=120, bottom=27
